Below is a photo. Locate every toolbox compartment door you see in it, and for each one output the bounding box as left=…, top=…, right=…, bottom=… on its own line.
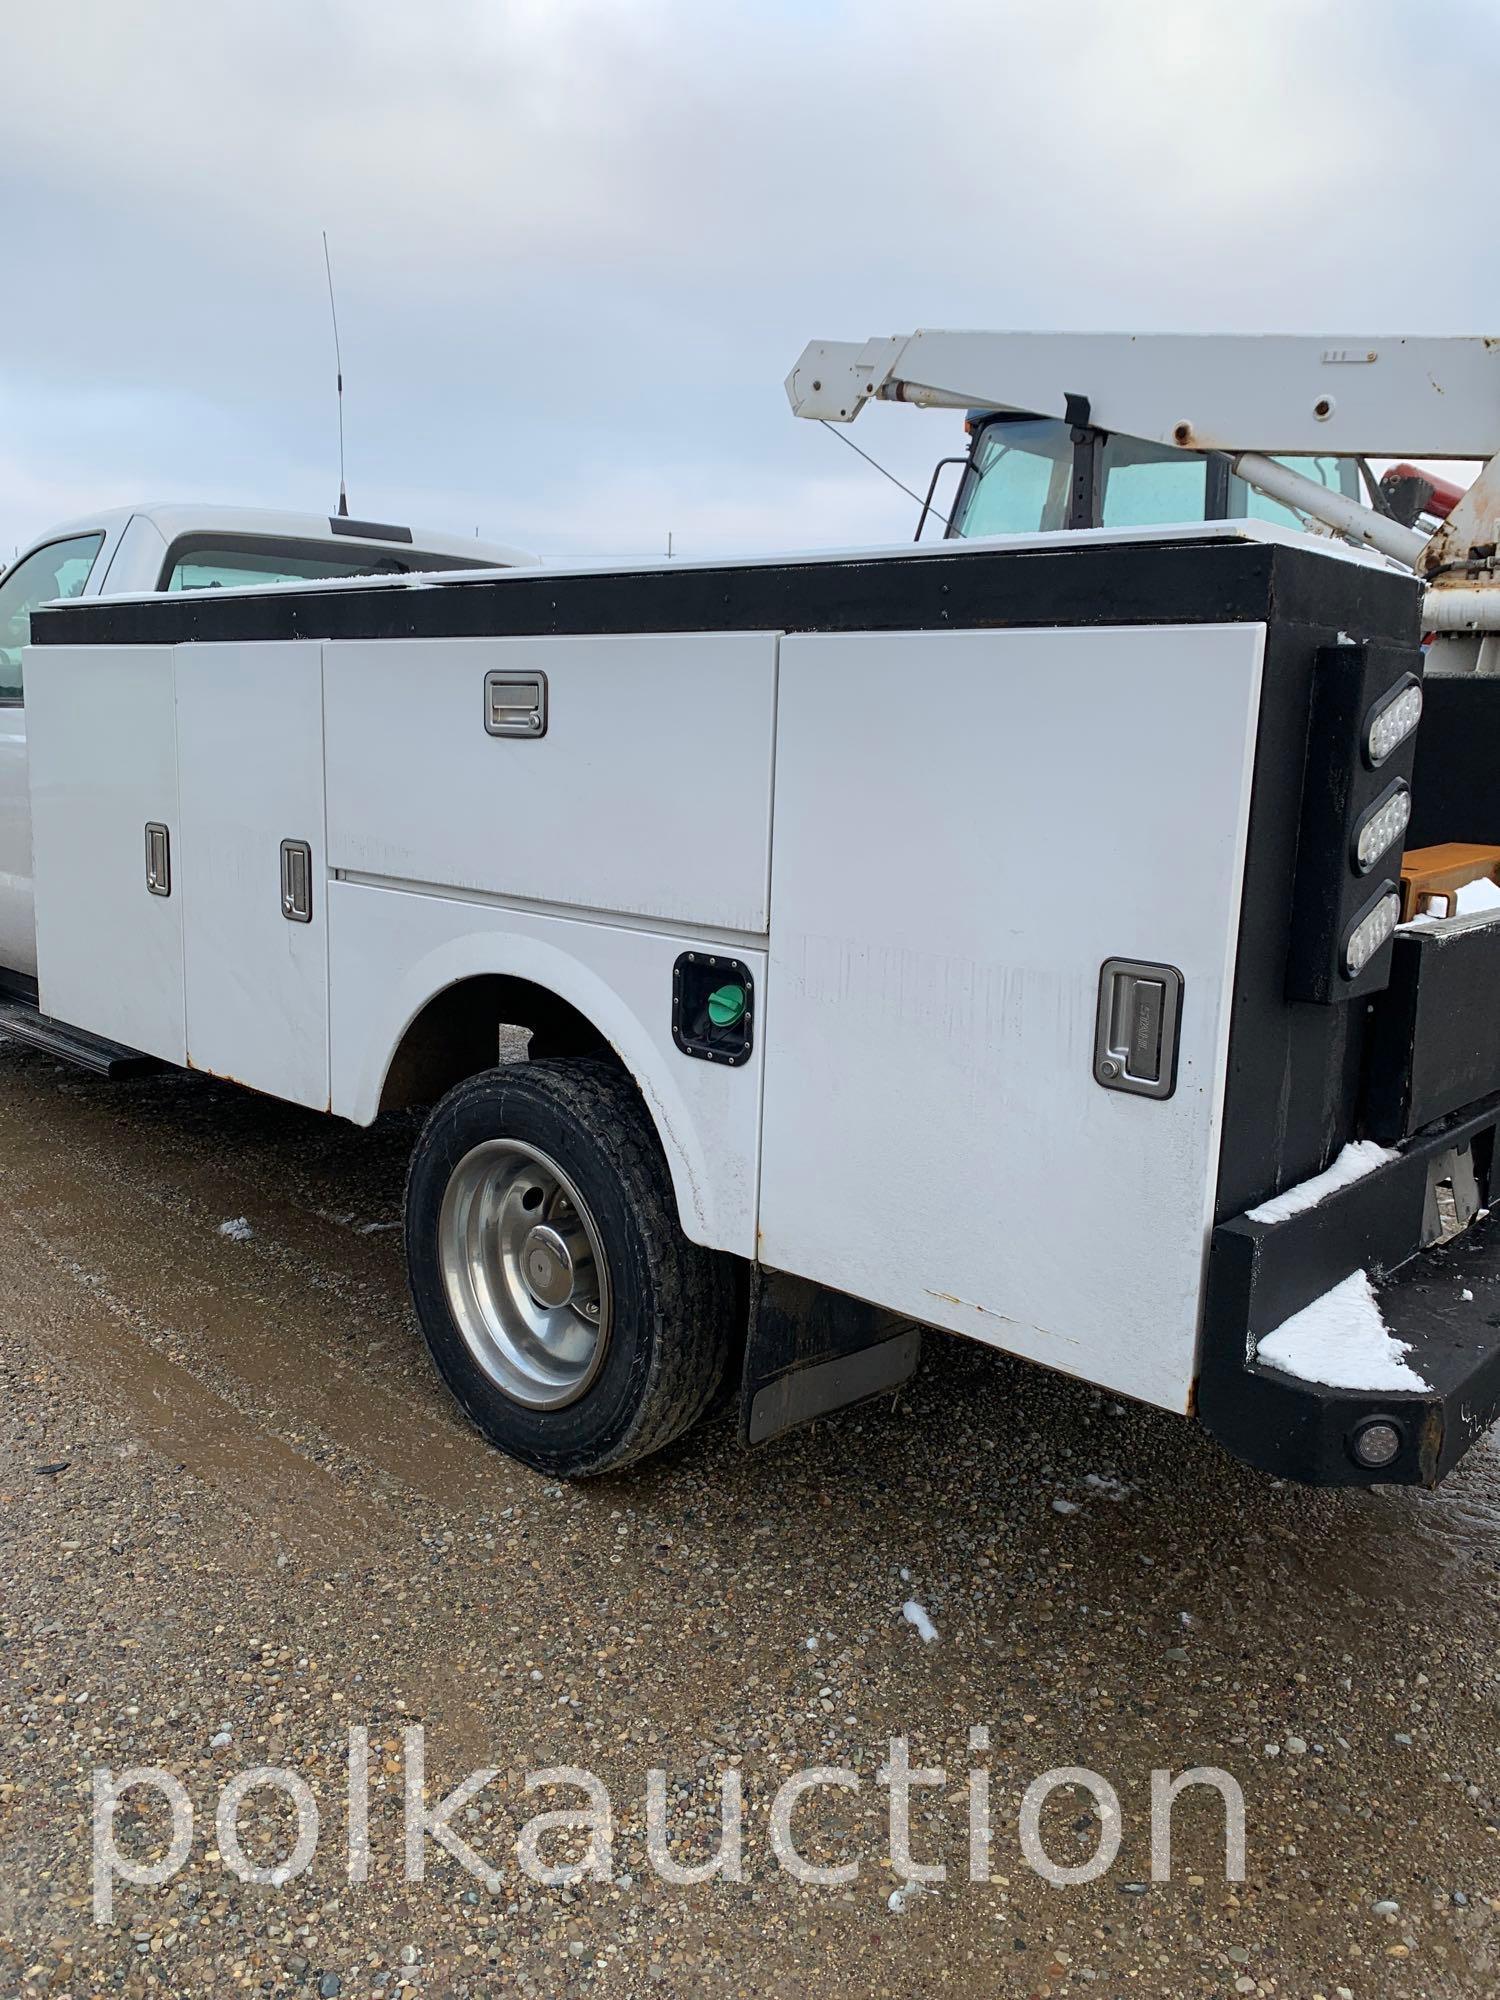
left=27, top=644, right=187, bottom=1064
left=322, top=633, right=778, bottom=935
left=175, top=642, right=330, bottom=1110
left=757, top=622, right=1265, bottom=1414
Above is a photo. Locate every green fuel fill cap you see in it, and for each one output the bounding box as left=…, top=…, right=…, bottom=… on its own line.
left=707, top=982, right=748, bottom=1029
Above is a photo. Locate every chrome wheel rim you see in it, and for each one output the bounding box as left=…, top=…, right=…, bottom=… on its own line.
left=437, top=1139, right=612, bottom=1409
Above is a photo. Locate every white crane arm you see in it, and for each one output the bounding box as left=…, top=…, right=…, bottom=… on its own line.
left=786, top=329, right=1500, bottom=459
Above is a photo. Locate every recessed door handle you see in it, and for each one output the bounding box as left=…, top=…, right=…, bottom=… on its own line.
left=145, top=822, right=171, bottom=897
left=280, top=839, right=313, bottom=923
left=484, top=670, right=547, bottom=738
left=1094, top=958, right=1183, bottom=1099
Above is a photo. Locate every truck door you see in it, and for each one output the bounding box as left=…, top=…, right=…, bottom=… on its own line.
left=0, top=531, right=109, bottom=981
left=26, top=642, right=187, bottom=1061
left=174, top=641, right=329, bottom=1110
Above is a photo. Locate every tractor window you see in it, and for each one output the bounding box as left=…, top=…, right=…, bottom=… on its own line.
left=951, top=419, right=1366, bottom=542
left=1098, top=434, right=1210, bottom=527
left=0, top=533, right=106, bottom=701
left=954, top=417, right=1073, bottom=536
left=1230, top=455, right=1361, bottom=530
left=953, top=417, right=1212, bottom=537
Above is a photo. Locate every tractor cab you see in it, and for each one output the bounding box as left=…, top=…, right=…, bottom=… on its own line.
left=935, top=410, right=1363, bottom=540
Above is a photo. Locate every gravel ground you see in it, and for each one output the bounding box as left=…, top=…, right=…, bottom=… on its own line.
left=2, top=1038, right=1500, bottom=1998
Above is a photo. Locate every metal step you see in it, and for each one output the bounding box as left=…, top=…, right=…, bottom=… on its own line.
left=0, top=1000, right=160, bottom=1078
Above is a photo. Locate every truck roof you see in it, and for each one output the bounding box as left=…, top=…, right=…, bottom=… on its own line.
left=26, top=502, right=536, bottom=570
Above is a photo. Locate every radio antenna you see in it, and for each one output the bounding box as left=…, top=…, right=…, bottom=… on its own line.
left=322, top=231, right=349, bottom=517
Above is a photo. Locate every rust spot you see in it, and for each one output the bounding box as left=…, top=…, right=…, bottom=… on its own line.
left=1418, top=1403, right=1444, bottom=1487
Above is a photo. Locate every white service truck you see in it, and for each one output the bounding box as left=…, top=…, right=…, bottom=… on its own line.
left=13, top=335, right=1500, bottom=1490
left=0, top=503, right=533, bottom=990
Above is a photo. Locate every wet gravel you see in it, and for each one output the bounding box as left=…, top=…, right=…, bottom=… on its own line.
left=2, top=1038, right=1500, bottom=1996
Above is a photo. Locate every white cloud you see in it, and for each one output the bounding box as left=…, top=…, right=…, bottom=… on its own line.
left=1, top=0, right=1496, bottom=559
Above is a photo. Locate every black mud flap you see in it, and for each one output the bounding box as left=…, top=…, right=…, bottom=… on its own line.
left=739, top=1268, right=921, bottom=1447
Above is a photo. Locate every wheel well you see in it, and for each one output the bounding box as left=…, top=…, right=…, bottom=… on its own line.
left=378, top=975, right=615, bottom=1112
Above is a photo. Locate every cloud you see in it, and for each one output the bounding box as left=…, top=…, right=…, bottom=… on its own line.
left=2, top=0, right=1496, bottom=560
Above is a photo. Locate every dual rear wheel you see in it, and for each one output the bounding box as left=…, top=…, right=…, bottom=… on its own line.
left=404, top=1059, right=733, bottom=1477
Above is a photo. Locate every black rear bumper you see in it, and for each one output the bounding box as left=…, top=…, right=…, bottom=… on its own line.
left=1199, top=1093, right=1500, bottom=1485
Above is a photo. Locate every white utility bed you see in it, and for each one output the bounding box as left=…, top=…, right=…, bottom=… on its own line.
left=23, top=522, right=1377, bottom=1418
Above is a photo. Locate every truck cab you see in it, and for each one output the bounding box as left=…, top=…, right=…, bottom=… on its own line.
left=0, top=503, right=534, bottom=985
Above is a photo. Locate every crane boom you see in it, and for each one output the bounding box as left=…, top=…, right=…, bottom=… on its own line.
left=787, top=328, right=1500, bottom=641
left=785, top=329, right=1500, bottom=459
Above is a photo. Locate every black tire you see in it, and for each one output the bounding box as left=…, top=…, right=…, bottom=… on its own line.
left=404, top=1058, right=734, bottom=1476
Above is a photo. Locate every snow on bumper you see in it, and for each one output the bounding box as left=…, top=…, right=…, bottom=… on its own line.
left=1198, top=1096, right=1500, bottom=1486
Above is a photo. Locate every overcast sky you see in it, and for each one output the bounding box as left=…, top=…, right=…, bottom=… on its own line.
left=3, top=0, right=1497, bottom=563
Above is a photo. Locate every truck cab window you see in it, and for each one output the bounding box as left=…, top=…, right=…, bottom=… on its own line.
left=161, top=538, right=497, bottom=594
left=0, top=534, right=106, bottom=701
left=164, top=543, right=414, bottom=591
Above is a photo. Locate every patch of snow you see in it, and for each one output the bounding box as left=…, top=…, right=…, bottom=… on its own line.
left=1084, top=1473, right=1132, bottom=1500
left=1246, top=1142, right=1396, bottom=1225
left=217, top=1217, right=254, bottom=1242
left=888, top=1879, right=933, bottom=1915
left=1462, top=1288, right=1475, bottom=1303
left=1051, top=1497, right=1081, bottom=1516
left=1257, top=1269, right=1429, bottom=1393
left=901, top=1600, right=939, bottom=1644
left=1403, top=876, right=1500, bottom=927
left=1457, top=877, right=1500, bottom=917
